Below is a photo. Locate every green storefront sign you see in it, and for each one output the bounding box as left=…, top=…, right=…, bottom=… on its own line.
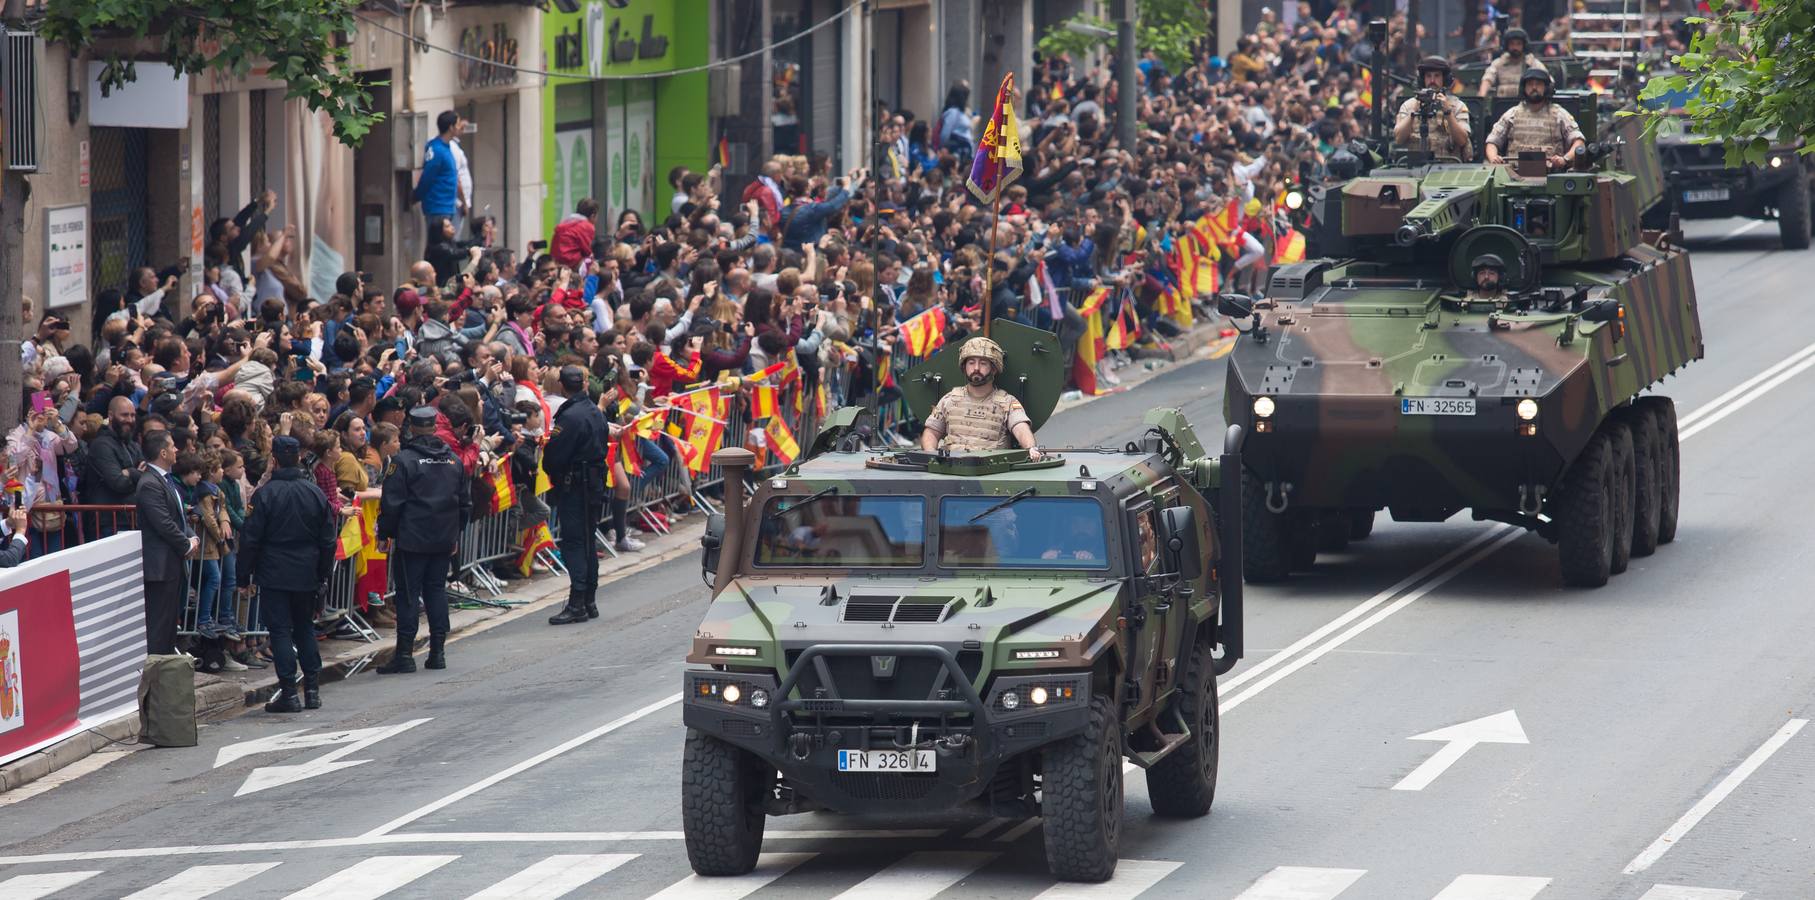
left=541, top=0, right=708, bottom=232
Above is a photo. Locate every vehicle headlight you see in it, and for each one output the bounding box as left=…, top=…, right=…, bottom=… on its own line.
left=749, top=689, right=769, bottom=708
left=1001, top=691, right=1021, bottom=711
left=1030, top=686, right=1049, bottom=705
left=1516, top=398, right=1539, bottom=421
left=1771, top=155, right=1784, bottom=169
left=1253, top=396, right=1277, bottom=418
left=1285, top=190, right=1305, bottom=210
left=722, top=684, right=742, bottom=704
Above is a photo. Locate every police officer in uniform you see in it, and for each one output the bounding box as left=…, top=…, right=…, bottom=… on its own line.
left=1479, top=28, right=1548, bottom=98
left=1394, top=57, right=1472, bottom=160
left=376, top=407, right=472, bottom=673
left=1484, top=68, right=1585, bottom=170
left=544, top=366, right=611, bottom=626
left=919, top=337, right=1042, bottom=458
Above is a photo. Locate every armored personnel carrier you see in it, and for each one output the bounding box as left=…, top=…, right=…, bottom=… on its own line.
left=1223, top=107, right=1699, bottom=587
left=681, top=321, right=1245, bottom=883
left=1642, top=73, right=1813, bottom=249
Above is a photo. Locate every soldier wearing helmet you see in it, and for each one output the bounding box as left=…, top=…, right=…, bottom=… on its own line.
left=1467, top=253, right=1510, bottom=305
left=1484, top=67, right=1585, bottom=170
left=919, top=336, right=1042, bottom=459
left=1394, top=57, right=1473, bottom=160
left=1479, top=27, right=1548, bottom=98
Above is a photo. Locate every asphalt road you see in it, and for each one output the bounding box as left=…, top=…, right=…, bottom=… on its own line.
left=2, top=218, right=1813, bottom=900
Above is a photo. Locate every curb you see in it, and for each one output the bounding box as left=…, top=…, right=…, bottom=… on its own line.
left=0, top=716, right=141, bottom=794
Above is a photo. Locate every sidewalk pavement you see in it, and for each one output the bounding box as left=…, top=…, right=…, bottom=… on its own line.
left=0, top=319, right=1232, bottom=797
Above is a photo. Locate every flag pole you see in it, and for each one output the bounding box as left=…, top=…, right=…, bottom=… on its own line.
left=984, top=193, right=999, bottom=338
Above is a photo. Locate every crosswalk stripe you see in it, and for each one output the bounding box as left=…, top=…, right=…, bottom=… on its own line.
left=1232, top=866, right=1367, bottom=900
left=0, top=871, right=101, bottom=900
left=1031, top=859, right=1184, bottom=899
left=122, top=862, right=281, bottom=899
left=1431, top=874, right=1551, bottom=900
left=645, top=853, right=816, bottom=900
left=282, top=855, right=457, bottom=899
left=828, top=850, right=998, bottom=900
left=1638, top=887, right=1746, bottom=900
left=465, top=854, right=638, bottom=900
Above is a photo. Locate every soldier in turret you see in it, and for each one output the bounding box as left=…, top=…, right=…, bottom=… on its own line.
left=1479, top=28, right=1549, bottom=98
left=1464, top=254, right=1510, bottom=307
left=1394, top=57, right=1472, bottom=160
left=1484, top=68, right=1585, bottom=170
left=919, top=337, right=1043, bottom=459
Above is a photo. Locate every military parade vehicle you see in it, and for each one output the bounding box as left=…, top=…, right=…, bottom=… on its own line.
left=682, top=320, right=1246, bottom=883
left=1642, top=73, right=1813, bottom=249
left=1224, top=85, right=1700, bottom=588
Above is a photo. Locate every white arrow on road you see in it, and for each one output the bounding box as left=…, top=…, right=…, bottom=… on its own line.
left=213, top=718, right=432, bottom=796
left=1392, top=710, right=1527, bottom=792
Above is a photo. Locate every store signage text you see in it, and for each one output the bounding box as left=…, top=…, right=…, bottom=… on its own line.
left=459, top=24, right=520, bottom=89
left=608, top=14, right=669, bottom=64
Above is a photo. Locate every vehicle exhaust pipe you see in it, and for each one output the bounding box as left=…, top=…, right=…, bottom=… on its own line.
left=712, top=447, right=756, bottom=595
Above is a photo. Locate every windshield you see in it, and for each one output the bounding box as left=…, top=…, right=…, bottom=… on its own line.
left=752, top=495, right=926, bottom=567
left=938, top=496, right=1110, bottom=569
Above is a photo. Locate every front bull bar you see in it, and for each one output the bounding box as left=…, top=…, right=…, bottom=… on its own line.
left=771, top=643, right=996, bottom=758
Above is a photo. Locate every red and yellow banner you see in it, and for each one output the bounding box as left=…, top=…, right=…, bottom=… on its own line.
left=900, top=306, right=950, bottom=357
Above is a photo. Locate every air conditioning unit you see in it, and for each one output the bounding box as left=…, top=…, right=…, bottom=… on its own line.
left=393, top=109, right=429, bottom=171
left=708, top=66, right=741, bottom=117
left=3, top=29, right=41, bottom=172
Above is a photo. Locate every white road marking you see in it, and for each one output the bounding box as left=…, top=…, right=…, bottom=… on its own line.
left=1430, top=874, right=1551, bottom=900
left=1674, top=339, right=1815, bottom=429
left=282, top=854, right=456, bottom=899
left=1392, top=710, right=1529, bottom=792
left=644, top=852, right=815, bottom=900
left=360, top=693, right=682, bottom=837
left=1231, top=865, right=1366, bottom=900
left=828, top=850, right=997, bottom=900
left=0, top=830, right=936, bottom=866
left=1680, top=351, right=1815, bottom=440
left=1716, top=220, right=1764, bottom=241
left=961, top=817, right=1010, bottom=839
left=0, top=871, right=100, bottom=900
left=1623, top=718, right=1808, bottom=874
left=1031, top=859, right=1183, bottom=899
left=464, top=853, right=637, bottom=900
left=122, top=862, right=282, bottom=899
left=1637, top=886, right=1746, bottom=900
left=232, top=719, right=434, bottom=796
left=995, top=817, right=1044, bottom=843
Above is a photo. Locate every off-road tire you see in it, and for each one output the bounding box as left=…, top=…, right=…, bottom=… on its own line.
left=1609, top=423, right=1636, bottom=575
left=1780, top=171, right=1812, bottom=250
left=1349, top=508, right=1376, bottom=541
left=1318, top=510, right=1352, bottom=552
left=1146, top=639, right=1220, bottom=818
left=1643, top=397, right=1681, bottom=543
left=1242, top=472, right=1290, bottom=583
left=682, top=729, right=771, bottom=876
left=1623, top=408, right=1662, bottom=558
left=1287, top=511, right=1321, bottom=572
left=1558, top=430, right=1613, bottom=587
left=1041, top=694, right=1123, bottom=882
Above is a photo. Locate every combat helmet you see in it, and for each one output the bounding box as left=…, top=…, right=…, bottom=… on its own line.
left=959, top=336, right=1004, bottom=372
left=1416, top=55, right=1453, bottom=85
left=1501, top=27, right=1529, bottom=54
left=1520, top=66, right=1554, bottom=99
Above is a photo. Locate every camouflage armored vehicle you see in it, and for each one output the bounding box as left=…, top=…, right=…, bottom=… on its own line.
left=682, top=320, right=1246, bottom=883
left=1641, top=74, right=1813, bottom=249
left=1222, top=109, right=1699, bottom=588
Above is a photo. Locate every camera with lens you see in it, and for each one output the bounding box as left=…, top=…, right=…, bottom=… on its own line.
left=502, top=410, right=528, bottom=428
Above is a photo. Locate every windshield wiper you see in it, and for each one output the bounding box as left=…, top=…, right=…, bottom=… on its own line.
left=782, top=485, right=839, bottom=513
left=969, top=487, right=1037, bottom=523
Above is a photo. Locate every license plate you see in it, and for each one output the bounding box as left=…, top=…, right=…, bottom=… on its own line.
left=837, top=749, right=937, bottom=772
left=1401, top=397, right=1476, bottom=416
left=1683, top=187, right=1730, bottom=204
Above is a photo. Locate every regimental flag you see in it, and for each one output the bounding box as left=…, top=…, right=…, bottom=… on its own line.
left=335, top=514, right=365, bottom=562
left=1071, top=287, right=1112, bottom=396
left=765, top=415, right=801, bottom=465
left=1274, top=227, right=1306, bottom=264
left=1107, top=294, right=1143, bottom=350
left=515, top=522, right=556, bottom=577
left=751, top=383, right=779, bottom=420
left=966, top=72, right=1025, bottom=203
left=487, top=463, right=516, bottom=514
left=899, top=305, right=950, bottom=357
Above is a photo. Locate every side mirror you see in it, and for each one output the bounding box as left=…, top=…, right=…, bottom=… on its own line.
left=1216, top=293, right=1254, bottom=320
left=700, top=513, right=726, bottom=588
left=1159, top=506, right=1204, bottom=583
left=1580, top=299, right=1621, bottom=323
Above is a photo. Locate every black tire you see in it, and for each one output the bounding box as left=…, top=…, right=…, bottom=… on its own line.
left=1041, top=694, right=1123, bottom=883
left=1287, top=511, right=1321, bottom=572
left=1318, top=510, right=1352, bottom=552
left=1558, top=430, right=1613, bottom=587
left=1146, top=639, right=1220, bottom=818
left=1624, top=409, right=1661, bottom=558
left=1780, top=171, right=1812, bottom=250
left=1609, top=423, right=1636, bottom=575
left=1349, top=508, right=1376, bottom=541
left=1644, top=398, right=1681, bottom=543
left=1242, top=472, right=1291, bottom=583
left=682, top=729, right=771, bottom=876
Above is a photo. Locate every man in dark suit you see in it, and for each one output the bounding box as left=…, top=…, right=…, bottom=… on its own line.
left=136, top=430, right=197, bottom=655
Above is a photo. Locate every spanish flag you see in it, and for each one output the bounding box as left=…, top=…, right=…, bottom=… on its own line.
left=1107, top=296, right=1142, bottom=350
left=487, top=463, right=516, bottom=514
left=354, top=498, right=387, bottom=605
left=814, top=382, right=828, bottom=419
left=765, top=415, right=801, bottom=465
left=1071, top=287, right=1112, bottom=396
left=674, top=390, right=726, bottom=476
left=899, top=305, right=950, bottom=357
left=1203, top=198, right=1242, bottom=254
left=750, top=383, right=779, bottom=420
left=1273, top=227, right=1306, bottom=264
left=515, top=522, right=556, bottom=577
left=750, top=360, right=788, bottom=383
left=335, top=514, right=366, bottom=562
left=533, top=458, right=552, bottom=495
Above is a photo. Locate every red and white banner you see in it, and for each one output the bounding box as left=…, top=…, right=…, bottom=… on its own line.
left=0, top=533, right=145, bottom=768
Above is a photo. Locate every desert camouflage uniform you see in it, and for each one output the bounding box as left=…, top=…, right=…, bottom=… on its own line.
left=924, top=388, right=1031, bottom=452
left=1395, top=93, right=1473, bottom=159
left=1487, top=102, right=1584, bottom=158
left=1480, top=53, right=1549, bottom=97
